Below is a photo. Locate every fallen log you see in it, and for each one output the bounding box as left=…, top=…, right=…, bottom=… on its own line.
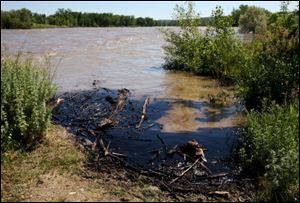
left=136, top=97, right=150, bottom=128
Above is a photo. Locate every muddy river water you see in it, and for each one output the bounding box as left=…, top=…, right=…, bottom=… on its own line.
left=1, top=27, right=245, bottom=173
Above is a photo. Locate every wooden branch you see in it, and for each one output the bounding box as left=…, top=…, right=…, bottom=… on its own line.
left=169, top=158, right=200, bottom=184
left=111, top=152, right=127, bottom=157
left=136, top=97, right=150, bottom=128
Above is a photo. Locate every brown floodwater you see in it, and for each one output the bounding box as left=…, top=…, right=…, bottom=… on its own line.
left=1, top=27, right=244, bottom=133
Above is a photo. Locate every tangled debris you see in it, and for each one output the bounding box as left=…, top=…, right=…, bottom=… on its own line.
left=52, top=87, right=255, bottom=201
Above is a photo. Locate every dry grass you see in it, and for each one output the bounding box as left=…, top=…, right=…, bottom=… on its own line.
left=1, top=125, right=173, bottom=202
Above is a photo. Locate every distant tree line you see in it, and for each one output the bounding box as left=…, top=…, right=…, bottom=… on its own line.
left=1, top=8, right=174, bottom=28
left=2, top=6, right=298, bottom=29
left=0, top=8, right=216, bottom=29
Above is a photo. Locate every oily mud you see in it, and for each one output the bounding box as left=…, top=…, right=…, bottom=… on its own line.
left=51, top=86, right=252, bottom=199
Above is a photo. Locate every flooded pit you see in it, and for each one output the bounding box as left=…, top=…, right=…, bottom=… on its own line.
left=1, top=27, right=245, bottom=174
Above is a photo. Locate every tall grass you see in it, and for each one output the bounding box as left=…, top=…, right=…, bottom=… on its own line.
left=1, top=54, right=56, bottom=151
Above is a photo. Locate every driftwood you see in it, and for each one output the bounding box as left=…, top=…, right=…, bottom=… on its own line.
left=169, top=158, right=200, bottom=184
left=136, top=97, right=150, bottom=128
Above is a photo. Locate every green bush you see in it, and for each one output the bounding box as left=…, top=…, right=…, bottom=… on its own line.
left=161, top=3, right=246, bottom=82
left=239, top=101, right=299, bottom=201
left=161, top=1, right=203, bottom=73
left=239, top=6, right=268, bottom=34
left=236, top=1, right=299, bottom=109
left=236, top=24, right=299, bottom=109
left=1, top=55, right=56, bottom=151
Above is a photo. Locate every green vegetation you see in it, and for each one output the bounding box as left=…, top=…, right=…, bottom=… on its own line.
left=231, top=5, right=249, bottom=27
left=1, top=54, right=56, bottom=151
left=1, top=8, right=163, bottom=28
left=239, top=102, right=299, bottom=202
left=237, top=1, right=299, bottom=109
left=1, top=8, right=33, bottom=29
left=161, top=1, right=299, bottom=201
left=239, top=6, right=268, bottom=34
left=162, top=2, right=246, bottom=81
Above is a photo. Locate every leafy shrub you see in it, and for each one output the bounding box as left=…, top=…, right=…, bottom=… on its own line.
left=1, top=55, right=56, bottom=151
left=239, top=6, right=268, bottom=34
left=236, top=22, right=299, bottom=109
left=239, top=101, right=299, bottom=201
left=236, top=1, right=299, bottom=109
left=161, top=3, right=246, bottom=82
left=161, top=2, right=202, bottom=73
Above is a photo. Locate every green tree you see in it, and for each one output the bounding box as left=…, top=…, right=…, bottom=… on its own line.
left=239, top=6, right=268, bottom=34
left=231, top=4, right=248, bottom=26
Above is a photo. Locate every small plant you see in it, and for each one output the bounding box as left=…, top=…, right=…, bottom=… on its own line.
left=1, top=54, right=56, bottom=151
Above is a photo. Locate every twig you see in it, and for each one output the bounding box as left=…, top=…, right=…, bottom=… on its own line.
left=136, top=97, right=150, bottom=128
left=142, top=123, right=155, bottom=130
left=156, top=134, right=167, bottom=155
left=208, top=191, right=230, bottom=197
left=169, top=158, right=200, bottom=184
left=206, top=172, right=228, bottom=179
left=199, top=161, right=212, bottom=175
left=128, top=138, right=152, bottom=142
left=99, top=138, right=110, bottom=156
left=192, top=172, right=229, bottom=183
left=111, top=152, right=127, bottom=157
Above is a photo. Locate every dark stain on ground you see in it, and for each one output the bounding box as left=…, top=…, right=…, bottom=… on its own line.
left=52, top=87, right=255, bottom=200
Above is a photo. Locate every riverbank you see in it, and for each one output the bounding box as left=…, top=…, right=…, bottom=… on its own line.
left=1, top=85, right=256, bottom=202
left=1, top=125, right=173, bottom=202
left=1, top=123, right=255, bottom=202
